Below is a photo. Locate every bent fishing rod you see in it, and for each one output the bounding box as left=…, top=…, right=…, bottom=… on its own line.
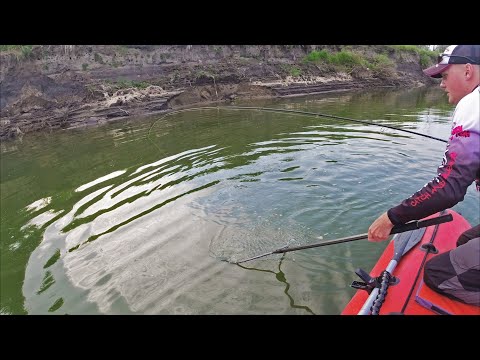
left=224, top=106, right=447, bottom=143
left=234, top=213, right=453, bottom=264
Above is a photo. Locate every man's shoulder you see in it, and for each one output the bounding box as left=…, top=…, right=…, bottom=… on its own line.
left=453, top=87, right=480, bottom=132
left=457, top=86, right=480, bottom=108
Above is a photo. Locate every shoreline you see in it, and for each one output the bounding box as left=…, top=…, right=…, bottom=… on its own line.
left=0, top=77, right=418, bottom=141
left=1, top=45, right=437, bottom=141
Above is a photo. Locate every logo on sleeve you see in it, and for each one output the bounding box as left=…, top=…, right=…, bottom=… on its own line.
left=450, top=125, right=470, bottom=140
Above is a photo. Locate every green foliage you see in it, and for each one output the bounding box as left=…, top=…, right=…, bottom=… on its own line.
left=0, top=45, right=443, bottom=88
left=330, top=51, right=364, bottom=68
left=388, top=45, right=438, bottom=69
left=0, top=45, right=23, bottom=51
left=94, top=52, right=105, bottom=64
left=364, top=54, right=392, bottom=70
left=304, top=50, right=329, bottom=62
left=419, top=52, right=431, bottom=68
left=0, top=45, right=34, bottom=59
left=389, top=45, right=436, bottom=57
left=116, top=45, right=129, bottom=55
left=280, top=64, right=303, bottom=77
left=371, top=54, right=392, bottom=65
left=367, top=54, right=396, bottom=78
left=418, top=48, right=437, bottom=66
left=110, top=79, right=150, bottom=90
left=303, top=49, right=365, bottom=70
left=21, top=46, right=33, bottom=58
left=289, top=66, right=302, bottom=77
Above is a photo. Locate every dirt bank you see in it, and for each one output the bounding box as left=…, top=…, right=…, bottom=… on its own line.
left=0, top=45, right=437, bottom=140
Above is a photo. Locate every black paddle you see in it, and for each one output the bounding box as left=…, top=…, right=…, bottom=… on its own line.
left=233, top=213, right=453, bottom=264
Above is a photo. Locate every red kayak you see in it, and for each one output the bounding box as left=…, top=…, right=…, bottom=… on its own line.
left=342, top=209, right=480, bottom=315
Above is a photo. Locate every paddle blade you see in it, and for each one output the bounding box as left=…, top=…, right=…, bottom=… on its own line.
left=393, top=227, right=426, bottom=259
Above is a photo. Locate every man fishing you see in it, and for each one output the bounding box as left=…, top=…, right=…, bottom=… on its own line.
left=367, top=45, right=480, bottom=306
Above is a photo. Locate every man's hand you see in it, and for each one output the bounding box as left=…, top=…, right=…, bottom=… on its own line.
left=368, top=212, right=394, bottom=242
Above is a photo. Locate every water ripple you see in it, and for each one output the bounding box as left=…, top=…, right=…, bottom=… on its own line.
left=15, top=90, right=478, bottom=315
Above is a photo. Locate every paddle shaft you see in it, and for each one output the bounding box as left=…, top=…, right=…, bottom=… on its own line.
left=358, top=234, right=413, bottom=315
left=235, top=214, right=452, bottom=263
left=358, top=258, right=401, bottom=315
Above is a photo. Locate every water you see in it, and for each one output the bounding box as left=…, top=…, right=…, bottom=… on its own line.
left=1, top=86, right=478, bottom=315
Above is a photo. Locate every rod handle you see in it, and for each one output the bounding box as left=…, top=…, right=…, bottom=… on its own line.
left=390, top=213, right=453, bottom=234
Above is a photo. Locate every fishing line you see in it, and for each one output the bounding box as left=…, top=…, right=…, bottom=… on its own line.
left=237, top=253, right=316, bottom=314
left=146, top=105, right=447, bottom=145
left=224, top=106, right=448, bottom=143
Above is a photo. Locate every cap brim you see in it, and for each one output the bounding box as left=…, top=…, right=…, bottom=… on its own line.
left=423, top=63, right=451, bottom=78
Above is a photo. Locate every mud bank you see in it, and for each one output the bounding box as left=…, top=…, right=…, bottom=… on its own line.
left=0, top=45, right=437, bottom=140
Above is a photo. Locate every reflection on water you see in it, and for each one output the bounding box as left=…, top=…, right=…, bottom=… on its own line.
left=1, top=86, right=478, bottom=314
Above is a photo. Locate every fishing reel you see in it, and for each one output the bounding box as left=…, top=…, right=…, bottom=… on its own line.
left=350, top=268, right=399, bottom=294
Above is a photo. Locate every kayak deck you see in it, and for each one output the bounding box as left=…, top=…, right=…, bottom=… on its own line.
left=341, top=209, right=480, bottom=315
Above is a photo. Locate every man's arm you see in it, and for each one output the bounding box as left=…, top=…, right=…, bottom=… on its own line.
left=388, top=96, right=480, bottom=225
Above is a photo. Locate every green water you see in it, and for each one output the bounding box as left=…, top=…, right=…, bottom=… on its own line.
left=1, top=86, right=478, bottom=314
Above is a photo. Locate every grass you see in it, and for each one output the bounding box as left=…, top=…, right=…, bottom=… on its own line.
left=0, top=45, right=440, bottom=80
left=390, top=45, right=437, bottom=67
left=0, top=45, right=34, bottom=59
left=303, top=49, right=367, bottom=71
left=301, top=45, right=438, bottom=74
left=108, top=79, right=151, bottom=90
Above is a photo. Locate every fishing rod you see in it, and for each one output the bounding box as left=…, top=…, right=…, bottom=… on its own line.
left=148, top=105, right=447, bottom=144
left=224, top=106, right=448, bottom=143
left=234, top=213, right=453, bottom=264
